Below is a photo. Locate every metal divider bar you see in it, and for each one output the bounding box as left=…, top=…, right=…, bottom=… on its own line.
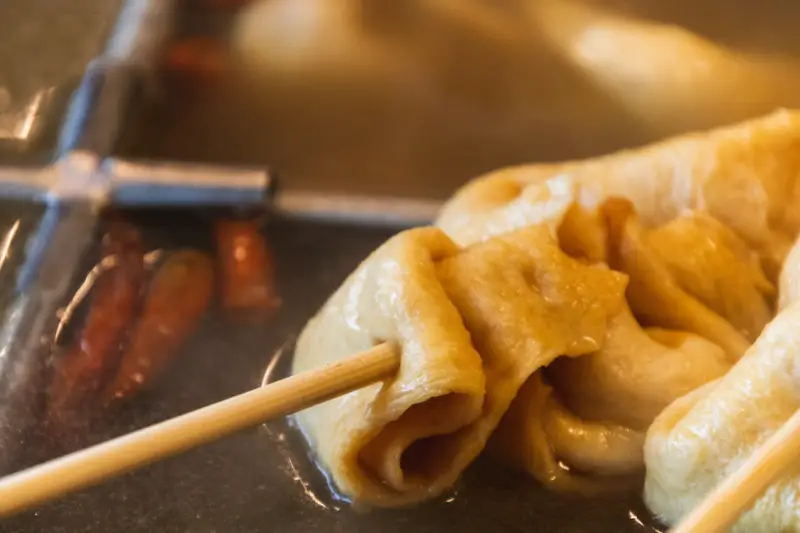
left=275, top=191, right=441, bottom=227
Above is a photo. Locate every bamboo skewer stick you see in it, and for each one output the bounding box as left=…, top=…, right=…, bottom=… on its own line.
left=0, top=342, right=399, bottom=519
left=672, top=406, right=800, bottom=533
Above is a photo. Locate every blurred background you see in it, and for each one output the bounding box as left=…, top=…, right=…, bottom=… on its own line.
left=0, top=0, right=123, bottom=165
left=6, top=0, right=800, bottom=199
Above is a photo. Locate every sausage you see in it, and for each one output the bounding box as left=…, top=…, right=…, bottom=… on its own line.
left=163, top=37, right=227, bottom=87
left=103, top=250, right=215, bottom=406
left=47, top=222, right=145, bottom=433
left=206, top=0, right=254, bottom=9
left=215, top=218, right=280, bottom=317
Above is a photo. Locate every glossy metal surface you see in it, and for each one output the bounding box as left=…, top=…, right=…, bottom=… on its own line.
left=1, top=0, right=799, bottom=532
left=0, top=156, right=273, bottom=210
left=275, top=191, right=441, bottom=226
left=0, top=0, right=272, bottom=210
left=106, top=159, right=273, bottom=207
left=0, top=0, right=124, bottom=164
left=0, top=168, right=51, bottom=203
left=0, top=201, right=87, bottom=474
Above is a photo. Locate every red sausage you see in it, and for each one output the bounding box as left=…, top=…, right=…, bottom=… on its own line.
left=163, top=37, right=227, bottom=87
left=103, top=250, right=215, bottom=406
left=215, top=218, right=280, bottom=317
left=47, top=222, right=145, bottom=433
left=207, top=0, right=254, bottom=9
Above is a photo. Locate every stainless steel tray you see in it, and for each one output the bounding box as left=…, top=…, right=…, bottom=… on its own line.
left=2, top=0, right=800, bottom=531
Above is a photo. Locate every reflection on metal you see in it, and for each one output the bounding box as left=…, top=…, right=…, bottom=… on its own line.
left=0, top=167, right=51, bottom=203
left=15, top=204, right=97, bottom=294
left=50, top=150, right=105, bottom=203
left=0, top=156, right=273, bottom=208
left=64, top=64, right=142, bottom=158
left=0, top=296, right=29, bottom=380
left=283, top=455, right=333, bottom=511
left=275, top=191, right=440, bottom=227
left=261, top=343, right=287, bottom=387
left=0, top=87, right=57, bottom=143
left=103, top=0, right=175, bottom=67
left=0, top=0, right=126, bottom=163
left=629, top=510, right=664, bottom=533
left=105, top=158, right=273, bottom=206
left=55, top=0, right=176, bottom=159
left=0, top=221, right=21, bottom=274
left=56, top=62, right=106, bottom=156
left=0, top=203, right=98, bottom=473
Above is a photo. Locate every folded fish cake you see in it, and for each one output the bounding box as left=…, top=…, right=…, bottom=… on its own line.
left=644, top=298, right=800, bottom=532
left=293, top=225, right=626, bottom=506
left=293, top=111, right=800, bottom=509
left=437, top=109, right=800, bottom=277
left=642, top=233, right=800, bottom=531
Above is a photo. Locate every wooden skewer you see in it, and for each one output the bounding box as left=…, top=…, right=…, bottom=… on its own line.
left=0, top=343, right=399, bottom=518
left=672, top=406, right=800, bottom=533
